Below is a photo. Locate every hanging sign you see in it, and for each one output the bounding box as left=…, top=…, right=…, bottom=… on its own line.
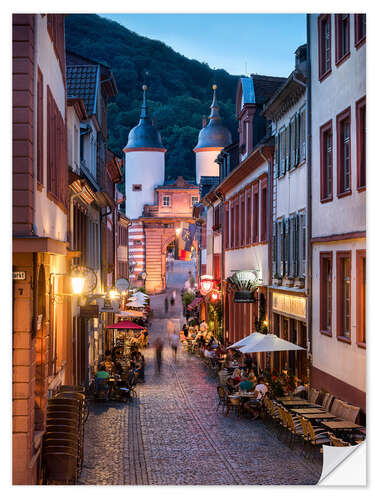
left=97, top=297, right=120, bottom=313
left=200, top=275, right=214, bottom=296
left=80, top=305, right=99, bottom=318
left=234, top=290, right=256, bottom=303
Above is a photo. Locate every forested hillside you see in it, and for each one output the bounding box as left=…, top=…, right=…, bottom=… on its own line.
left=65, top=14, right=239, bottom=180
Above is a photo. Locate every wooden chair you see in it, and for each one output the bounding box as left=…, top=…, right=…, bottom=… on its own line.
left=216, top=386, right=228, bottom=413
left=59, top=385, right=85, bottom=394
left=43, top=452, right=78, bottom=484
left=330, top=398, right=346, bottom=418
left=276, top=404, right=289, bottom=440
left=322, top=394, right=334, bottom=411
left=225, top=396, right=242, bottom=417
left=328, top=432, right=351, bottom=447
left=308, top=388, right=320, bottom=404
left=284, top=410, right=303, bottom=449
left=342, top=403, right=360, bottom=423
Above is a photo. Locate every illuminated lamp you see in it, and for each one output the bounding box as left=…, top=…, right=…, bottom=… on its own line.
left=71, top=276, right=85, bottom=295
left=210, top=290, right=219, bottom=302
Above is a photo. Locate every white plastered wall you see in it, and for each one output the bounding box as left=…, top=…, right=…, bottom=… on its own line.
left=195, top=149, right=221, bottom=184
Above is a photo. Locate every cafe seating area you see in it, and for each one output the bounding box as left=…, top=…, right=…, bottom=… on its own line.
left=215, top=380, right=365, bottom=461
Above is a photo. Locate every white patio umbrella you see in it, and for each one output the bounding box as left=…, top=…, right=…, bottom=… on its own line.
left=239, top=334, right=305, bottom=353
left=135, top=291, right=149, bottom=299
left=126, top=299, right=145, bottom=308
left=227, top=331, right=266, bottom=350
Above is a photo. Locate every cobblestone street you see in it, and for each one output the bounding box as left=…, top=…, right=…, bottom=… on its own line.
left=80, top=261, right=322, bottom=485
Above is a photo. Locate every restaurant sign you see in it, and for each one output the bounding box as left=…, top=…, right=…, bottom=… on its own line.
left=272, top=292, right=306, bottom=320
left=234, top=290, right=256, bottom=303
left=13, top=271, right=26, bottom=280
left=80, top=305, right=99, bottom=318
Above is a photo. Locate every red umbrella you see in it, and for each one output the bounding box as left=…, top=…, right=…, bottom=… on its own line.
left=105, top=321, right=143, bottom=330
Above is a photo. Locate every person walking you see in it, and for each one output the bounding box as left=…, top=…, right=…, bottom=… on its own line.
left=164, top=296, right=169, bottom=314
left=170, top=330, right=179, bottom=362
left=170, top=289, right=176, bottom=308
left=155, top=337, right=164, bottom=374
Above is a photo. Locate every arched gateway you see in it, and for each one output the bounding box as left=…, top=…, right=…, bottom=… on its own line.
left=123, top=86, right=199, bottom=294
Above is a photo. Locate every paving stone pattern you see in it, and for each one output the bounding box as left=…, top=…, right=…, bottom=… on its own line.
left=80, top=261, right=322, bottom=485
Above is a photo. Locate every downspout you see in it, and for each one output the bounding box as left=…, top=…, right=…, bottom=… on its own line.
left=100, top=206, right=113, bottom=292
left=259, top=147, right=273, bottom=334
left=306, top=14, right=313, bottom=382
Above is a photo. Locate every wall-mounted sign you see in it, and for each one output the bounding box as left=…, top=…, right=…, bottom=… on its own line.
left=272, top=292, right=306, bottom=320
left=80, top=305, right=99, bottom=318
left=200, top=275, right=215, bottom=296
left=97, top=297, right=120, bottom=314
left=234, top=290, right=256, bottom=303
left=13, top=272, right=26, bottom=280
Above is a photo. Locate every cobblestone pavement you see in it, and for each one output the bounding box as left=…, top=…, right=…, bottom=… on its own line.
left=80, top=261, right=322, bottom=485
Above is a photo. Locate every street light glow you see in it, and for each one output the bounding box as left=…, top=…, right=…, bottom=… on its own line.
left=71, top=276, right=85, bottom=295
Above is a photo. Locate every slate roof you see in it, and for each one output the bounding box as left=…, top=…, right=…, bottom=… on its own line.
left=66, top=65, right=99, bottom=116
left=251, top=74, right=287, bottom=105
left=199, top=176, right=220, bottom=199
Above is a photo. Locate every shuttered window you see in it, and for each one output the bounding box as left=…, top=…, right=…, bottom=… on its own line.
left=37, top=67, right=44, bottom=185
left=252, top=183, right=259, bottom=243
left=290, top=117, right=296, bottom=169
left=299, top=211, right=306, bottom=275
left=246, top=190, right=252, bottom=245
left=285, top=123, right=290, bottom=171
left=274, top=133, right=280, bottom=178
left=280, top=128, right=286, bottom=176
left=272, top=222, right=277, bottom=275
left=299, top=107, right=306, bottom=162
left=284, top=218, right=290, bottom=276
left=240, top=194, right=246, bottom=246
left=289, top=216, right=295, bottom=277
left=277, top=220, right=283, bottom=276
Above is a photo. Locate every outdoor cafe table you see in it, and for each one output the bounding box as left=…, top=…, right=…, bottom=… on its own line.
left=298, top=412, right=338, bottom=420
left=228, top=392, right=254, bottom=399
left=281, top=400, right=319, bottom=408
left=321, top=420, right=363, bottom=431
left=290, top=408, right=327, bottom=415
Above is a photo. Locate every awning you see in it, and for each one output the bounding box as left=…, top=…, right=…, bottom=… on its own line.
left=105, top=321, right=144, bottom=330
left=187, top=297, right=203, bottom=311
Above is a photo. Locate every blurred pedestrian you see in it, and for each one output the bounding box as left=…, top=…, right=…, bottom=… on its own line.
left=155, top=337, right=164, bottom=374
left=170, top=330, right=179, bottom=362
left=164, top=296, right=169, bottom=314
left=170, top=289, right=176, bottom=308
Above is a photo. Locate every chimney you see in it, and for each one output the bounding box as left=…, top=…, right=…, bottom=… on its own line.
left=202, top=115, right=207, bottom=127
left=295, top=44, right=307, bottom=75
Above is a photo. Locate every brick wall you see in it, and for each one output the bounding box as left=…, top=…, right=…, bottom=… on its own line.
left=13, top=14, right=35, bottom=236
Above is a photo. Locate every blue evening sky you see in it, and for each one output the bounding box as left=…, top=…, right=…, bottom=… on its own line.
left=100, top=13, right=306, bottom=77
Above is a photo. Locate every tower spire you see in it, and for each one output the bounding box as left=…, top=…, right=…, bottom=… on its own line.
left=140, top=84, right=148, bottom=119
left=208, top=84, right=221, bottom=120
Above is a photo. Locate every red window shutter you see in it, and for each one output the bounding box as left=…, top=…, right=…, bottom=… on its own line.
left=356, top=96, right=366, bottom=190
left=252, top=182, right=259, bottom=243
left=246, top=190, right=251, bottom=245
left=260, top=176, right=267, bottom=242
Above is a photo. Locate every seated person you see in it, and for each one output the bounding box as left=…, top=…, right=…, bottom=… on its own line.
left=237, top=376, right=256, bottom=393
left=293, top=379, right=307, bottom=398
left=104, top=356, right=115, bottom=375
left=226, top=377, right=237, bottom=394
left=95, top=364, right=110, bottom=400
left=243, top=377, right=268, bottom=420
left=232, top=368, right=243, bottom=385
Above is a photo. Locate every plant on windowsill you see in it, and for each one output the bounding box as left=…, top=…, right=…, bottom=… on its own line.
left=295, top=275, right=305, bottom=289
left=272, top=273, right=282, bottom=286
left=284, top=275, right=295, bottom=287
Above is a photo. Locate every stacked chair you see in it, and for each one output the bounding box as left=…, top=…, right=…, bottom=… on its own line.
left=42, top=386, right=87, bottom=484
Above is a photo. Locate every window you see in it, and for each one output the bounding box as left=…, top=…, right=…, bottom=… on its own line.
left=213, top=205, right=220, bottom=229
left=230, top=201, right=235, bottom=249
left=290, top=116, right=296, bottom=168
left=240, top=194, right=245, bottom=246
left=336, top=252, right=351, bottom=341
left=191, top=196, right=199, bottom=206
left=285, top=124, right=290, bottom=171
left=299, top=107, right=306, bottom=162
left=318, top=14, right=332, bottom=79
left=224, top=205, right=230, bottom=249
left=355, top=14, right=366, bottom=48
left=132, top=184, right=142, bottom=191
left=37, top=67, right=43, bottom=186
left=335, top=14, right=350, bottom=65
left=356, top=250, right=366, bottom=347
left=260, top=179, right=267, bottom=242
left=272, top=222, right=277, bottom=276
left=235, top=198, right=240, bottom=247
left=320, top=120, right=333, bottom=201
left=274, top=133, right=280, bottom=178
left=246, top=189, right=252, bottom=245
left=320, top=252, right=333, bottom=335
left=298, top=211, right=306, bottom=276
left=279, top=128, right=286, bottom=176
left=284, top=218, right=290, bottom=276
left=162, top=195, right=171, bottom=207
left=277, top=219, right=285, bottom=276
left=47, top=86, right=67, bottom=208
left=252, top=184, right=259, bottom=243
left=356, top=96, right=366, bottom=190
left=336, top=107, right=351, bottom=196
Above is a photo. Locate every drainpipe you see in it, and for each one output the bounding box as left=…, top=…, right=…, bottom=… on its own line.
left=100, top=206, right=113, bottom=292
left=259, top=146, right=273, bottom=332
left=306, top=14, right=313, bottom=382
left=292, top=74, right=307, bottom=88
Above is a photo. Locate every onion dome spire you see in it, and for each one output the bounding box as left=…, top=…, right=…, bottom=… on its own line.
left=124, top=84, right=165, bottom=152
left=194, top=84, right=232, bottom=151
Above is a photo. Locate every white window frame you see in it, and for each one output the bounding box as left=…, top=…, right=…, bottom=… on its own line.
left=162, top=195, right=171, bottom=207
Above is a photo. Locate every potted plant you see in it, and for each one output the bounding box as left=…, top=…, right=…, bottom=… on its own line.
left=273, top=273, right=282, bottom=286
left=295, top=274, right=305, bottom=288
